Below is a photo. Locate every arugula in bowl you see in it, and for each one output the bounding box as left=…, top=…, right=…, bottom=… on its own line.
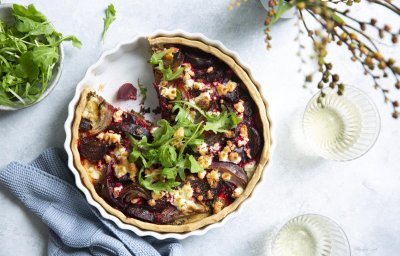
left=0, top=4, right=81, bottom=109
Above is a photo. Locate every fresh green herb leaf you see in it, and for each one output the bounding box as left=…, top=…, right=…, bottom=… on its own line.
left=188, top=155, right=203, bottom=173
left=149, top=51, right=166, bottom=65
left=149, top=52, right=184, bottom=81
left=102, top=4, right=116, bottom=42
left=129, top=149, right=142, bottom=163
left=62, top=35, right=82, bottom=48
left=137, top=79, right=147, bottom=103
left=11, top=4, right=47, bottom=22
left=14, top=15, right=55, bottom=36
left=138, top=167, right=180, bottom=193
left=151, top=119, right=174, bottom=146
left=162, top=167, right=177, bottom=180
left=159, top=144, right=177, bottom=167
left=204, top=110, right=242, bottom=133
left=161, top=66, right=184, bottom=81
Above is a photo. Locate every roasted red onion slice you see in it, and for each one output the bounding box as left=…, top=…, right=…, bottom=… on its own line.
left=120, top=183, right=151, bottom=203
left=117, top=83, right=137, bottom=101
left=209, top=162, right=248, bottom=188
left=248, top=126, right=261, bottom=159
left=156, top=206, right=181, bottom=224
left=109, top=123, right=150, bottom=139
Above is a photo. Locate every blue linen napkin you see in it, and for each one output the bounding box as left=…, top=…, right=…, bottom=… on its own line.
left=0, top=148, right=183, bottom=256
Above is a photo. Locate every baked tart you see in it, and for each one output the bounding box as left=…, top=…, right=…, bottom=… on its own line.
left=71, top=36, right=271, bottom=233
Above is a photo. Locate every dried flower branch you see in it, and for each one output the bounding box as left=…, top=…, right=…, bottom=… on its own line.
left=231, top=0, right=400, bottom=118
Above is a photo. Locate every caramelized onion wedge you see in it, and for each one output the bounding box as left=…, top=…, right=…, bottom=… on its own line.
left=89, top=103, right=113, bottom=135
left=209, top=162, right=248, bottom=188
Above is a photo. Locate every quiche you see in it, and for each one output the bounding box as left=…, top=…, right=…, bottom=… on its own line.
left=71, top=36, right=271, bottom=233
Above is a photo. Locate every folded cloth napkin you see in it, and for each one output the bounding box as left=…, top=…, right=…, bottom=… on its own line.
left=0, top=148, right=183, bottom=256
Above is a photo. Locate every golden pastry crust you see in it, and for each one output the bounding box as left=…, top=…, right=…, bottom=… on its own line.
left=70, top=36, right=272, bottom=233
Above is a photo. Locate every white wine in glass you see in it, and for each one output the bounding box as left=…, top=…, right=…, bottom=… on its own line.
left=303, top=86, right=380, bottom=161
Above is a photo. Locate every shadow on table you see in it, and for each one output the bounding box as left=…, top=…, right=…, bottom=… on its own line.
left=208, top=0, right=297, bottom=51
left=274, top=108, right=325, bottom=173
left=0, top=109, right=21, bottom=119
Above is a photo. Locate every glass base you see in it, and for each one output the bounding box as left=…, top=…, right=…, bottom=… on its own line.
left=267, top=214, right=351, bottom=256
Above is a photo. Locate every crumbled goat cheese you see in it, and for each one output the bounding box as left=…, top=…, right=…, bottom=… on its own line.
left=113, top=109, right=124, bottom=122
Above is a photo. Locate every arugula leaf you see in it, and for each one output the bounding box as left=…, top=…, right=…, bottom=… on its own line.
left=162, top=167, right=177, bottom=180
left=137, top=79, right=147, bottom=103
left=138, top=168, right=180, bottom=193
left=149, top=51, right=166, bottom=65
left=102, top=4, right=116, bottom=42
left=15, top=52, right=39, bottom=80
left=151, top=119, right=174, bottom=146
left=161, top=66, right=184, bottom=81
left=60, top=35, right=82, bottom=48
left=31, top=46, right=59, bottom=70
left=159, top=144, right=177, bottom=168
left=12, top=4, right=47, bottom=22
left=149, top=52, right=184, bottom=81
left=204, top=110, right=242, bottom=133
left=188, top=155, right=203, bottom=173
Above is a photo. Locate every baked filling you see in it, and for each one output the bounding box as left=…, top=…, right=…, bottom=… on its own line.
left=72, top=38, right=268, bottom=229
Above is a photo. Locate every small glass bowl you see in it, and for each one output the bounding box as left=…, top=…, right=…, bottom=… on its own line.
left=267, top=214, right=351, bottom=256
left=303, top=86, right=380, bottom=161
left=0, top=4, right=64, bottom=111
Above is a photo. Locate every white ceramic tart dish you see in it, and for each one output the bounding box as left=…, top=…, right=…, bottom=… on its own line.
left=64, top=30, right=272, bottom=239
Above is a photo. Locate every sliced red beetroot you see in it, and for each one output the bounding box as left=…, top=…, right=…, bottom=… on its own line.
left=204, top=132, right=225, bottom=146
left=209, top=162, right=248, bottom=188
left=79, top=137, right=107, bottom=163
left=125, top=206, right=154, bottom=222
left=216, top=182, right=234, bottom=205
left=109, top=123, right=150, bottom=139
left=117, top=83, right=137, bottom=101
left=156, top=206, right=181, bottom=224
left=183, top=51, right=214, bottom=69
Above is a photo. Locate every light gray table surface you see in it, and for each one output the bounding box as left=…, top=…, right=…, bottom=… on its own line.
left=1, top=0, right=399, bottom=255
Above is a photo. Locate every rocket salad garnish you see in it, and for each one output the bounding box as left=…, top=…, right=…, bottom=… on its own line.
left=128, top=99, right=241, bottom=193
left=0, top=4, right=81, bottom=107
